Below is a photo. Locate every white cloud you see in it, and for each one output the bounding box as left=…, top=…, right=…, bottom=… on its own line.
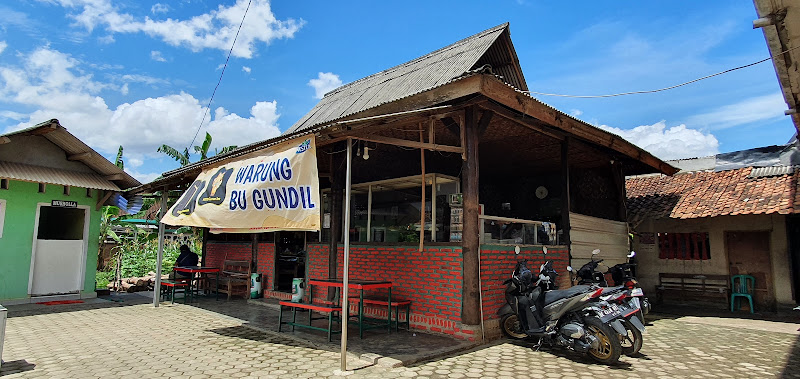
left=97, top=35, right=114, bottom=44
left=120, top=74, right=168, bottom=86
left=242, top=66, right=251, bottom=74
left=150, top=50, right=166, bottom=62
left=685, top=93, right=787, bottom=130
left=125, top=168, right=160, bottom=183
left=151, top=3, right=169, bottom=14
left=598, top=121, right=719, bottom=160
left=0, top=41, right=7, bottom=54
left=308, top=72, right=342, bottom=99
left=570, top=109, right=583, bottom=117
left=53, top=0, right=304, bottom=58
left=0, top=46, right=281, bottom=168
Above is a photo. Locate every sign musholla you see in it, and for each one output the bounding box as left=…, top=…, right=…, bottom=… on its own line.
left=51, top=200, right=77, bottom=208
left=161, top=136, right=322, bottom=233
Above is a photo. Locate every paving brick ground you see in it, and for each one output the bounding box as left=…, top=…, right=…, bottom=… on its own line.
left=1, top=299, right=798, bottom=378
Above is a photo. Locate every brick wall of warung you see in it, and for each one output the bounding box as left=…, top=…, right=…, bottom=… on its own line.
left=204, top=241, right=277, bottom=288
left=205, top=241, right=252, bottom=269
left=306, top=243, right=481, bottom=339
left=479, top=245, right=570, bottom=324
left=256, top=243, right=276, bottom=290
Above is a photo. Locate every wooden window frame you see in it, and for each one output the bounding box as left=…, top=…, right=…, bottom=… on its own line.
left=657, top=232, right=710, bottom=260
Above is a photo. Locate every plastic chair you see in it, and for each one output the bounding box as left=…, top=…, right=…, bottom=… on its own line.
left=730, top=275, right=755, bottom=313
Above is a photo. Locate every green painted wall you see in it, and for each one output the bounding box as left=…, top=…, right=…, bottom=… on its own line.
left=0, top=181, right=100, bottom=301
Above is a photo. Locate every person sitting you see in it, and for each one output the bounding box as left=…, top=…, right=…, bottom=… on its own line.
left=170, top=244, right=199, bottom=279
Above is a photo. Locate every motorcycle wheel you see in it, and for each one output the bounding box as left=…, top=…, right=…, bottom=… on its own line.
left=619, top=319, right=643, bottom=356
left=500, top=314, right=527, bottom=339
left=584, top=317, right=622, bottom=365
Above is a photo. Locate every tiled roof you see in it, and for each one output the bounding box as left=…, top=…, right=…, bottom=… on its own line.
left=626, top=167, right=799, bottom=223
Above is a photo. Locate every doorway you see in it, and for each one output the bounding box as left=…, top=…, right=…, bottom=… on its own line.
left=786, top=216, right=800, bottom=305
left=275, top=231, right=306, bottom=292
left=29, top=205, right=89, bottom=296
left=726, top=231, right=774, bottom=311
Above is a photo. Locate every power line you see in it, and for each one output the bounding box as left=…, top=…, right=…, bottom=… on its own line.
left=187, top=0, right=253, bottom=150
left=524, top=44, right=800, bottom=99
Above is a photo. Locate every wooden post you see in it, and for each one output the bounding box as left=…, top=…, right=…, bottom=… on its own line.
left=329, top=143, right=344, bottom=280
left=561, top=138, right=572, bottom=253
left=366, top=185, right=373, bottom=242
left=419, top=123, right=426, bottom=252
left=461, top=106, right=481, bottom=325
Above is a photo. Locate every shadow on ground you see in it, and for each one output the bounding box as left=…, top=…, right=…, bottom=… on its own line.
left=0, top=360, right=35, bottom=377
left=782, top=334, right=800, bottom=378
left=182, top=295, right=480, bottom=365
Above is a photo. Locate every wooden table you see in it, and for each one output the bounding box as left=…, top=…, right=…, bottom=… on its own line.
left=173, top=266, right=221, bottom=300
left=308, top=279, right=392, bottom=338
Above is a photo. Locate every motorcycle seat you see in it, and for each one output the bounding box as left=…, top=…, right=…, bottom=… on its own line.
left=544, top=285, right=594, bottom=304
left=600, top=285, right=625, bottom=294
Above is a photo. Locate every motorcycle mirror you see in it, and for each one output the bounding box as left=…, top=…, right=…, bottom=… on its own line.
left=566, top=266, right=573, bottom=272
left=591, top=249, right=600, bottom=255
left=514, top=246, right=521, bottom=255
left=628, top=251, right=636, bottom=258
left=542, top=246, right=548, bottom=255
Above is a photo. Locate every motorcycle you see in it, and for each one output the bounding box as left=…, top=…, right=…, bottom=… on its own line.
left=497, top=258, right=626, bottom=364
left=568, top=249, right=649, bottom=355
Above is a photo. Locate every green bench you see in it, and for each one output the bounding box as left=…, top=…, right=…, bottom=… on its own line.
left=277, top=301, right=343, bottom=342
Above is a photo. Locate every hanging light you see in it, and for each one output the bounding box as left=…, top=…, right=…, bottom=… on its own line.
left=363, top=146, right=370, bottom=160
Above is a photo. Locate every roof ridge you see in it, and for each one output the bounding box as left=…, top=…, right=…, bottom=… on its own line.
left=321, top=23, right=508, bottom=98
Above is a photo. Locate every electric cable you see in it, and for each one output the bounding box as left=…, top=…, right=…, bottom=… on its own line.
left=524, top=44, right=800, bottom=98
left=186, top=0, right=253, bottom=150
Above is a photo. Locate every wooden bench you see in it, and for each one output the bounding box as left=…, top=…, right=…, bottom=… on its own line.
left=351, top=298, right=412, bottom=332
left=656, top=273, right=729, bottom=305
left=277, top=301, right=343, bottom=341
left=215, top=260, right=251, bottom=300
left=160, top=280, right=189, bottom=304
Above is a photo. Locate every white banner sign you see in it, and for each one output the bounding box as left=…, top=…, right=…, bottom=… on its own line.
left=161, top=136, right=321, bottom=232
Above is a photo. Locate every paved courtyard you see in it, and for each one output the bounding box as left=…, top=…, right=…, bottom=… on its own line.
left=1, top=298, right=798, bottom=378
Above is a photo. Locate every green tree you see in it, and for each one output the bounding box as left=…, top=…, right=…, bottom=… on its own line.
left=158, top=132, right=236, bottom=166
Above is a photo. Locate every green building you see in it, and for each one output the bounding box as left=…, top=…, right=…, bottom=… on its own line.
left=0, top=120, right=140, bottom=304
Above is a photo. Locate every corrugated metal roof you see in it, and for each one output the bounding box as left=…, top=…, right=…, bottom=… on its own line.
left=286, top=23, right=518, bottom=134
left=1, top=119, right=140, bottom=190
left=0, top=161, right=121, bottom=191
left=748, top=166, right=798, bottom=178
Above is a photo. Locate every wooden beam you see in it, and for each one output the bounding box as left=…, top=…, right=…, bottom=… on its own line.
left=479, top=76, right=676, bottom=175
left=476, top=110, right=493, bottom=137
left=461, top=105, right=481, bottom=325
left=29, top=123, right=57, bottom=135
left=353, top=134, right=464, bottom=154
left=96, top=190, right=114, bottom=211
left=67, top=152, right=91, bottom=161
left=478, top=100, right=565, bottom=140
left=105, top=173, right=124, bottom=181
left=561, top=138, right=571, bottom=255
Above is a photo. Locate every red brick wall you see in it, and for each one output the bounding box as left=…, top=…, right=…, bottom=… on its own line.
left=205, top=241, right=251, bottom=269
left=256, top=243, right=276, bottom=289
left=479, top=245, right=570, bottom=321
left=205, top=242, right=276, bottom=289
left=306, top=243, right=468, bottom=336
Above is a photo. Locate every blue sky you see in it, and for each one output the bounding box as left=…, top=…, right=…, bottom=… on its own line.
left=0, top=0, right=794, bottom=182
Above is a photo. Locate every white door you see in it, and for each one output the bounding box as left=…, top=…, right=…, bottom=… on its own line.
left=29, top=205, right=88, bottom=296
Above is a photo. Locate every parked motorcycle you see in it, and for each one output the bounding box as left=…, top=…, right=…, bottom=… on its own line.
left=498, top=258, right=626, bottom=364
left=568, top=249, right=649, bottom=355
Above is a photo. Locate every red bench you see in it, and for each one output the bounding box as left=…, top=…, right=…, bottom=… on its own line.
left=351, top=298, right=411, bottom=332
left=160, top=280, right=189, bottom=304
left=278, top=301, right=343, bottom=341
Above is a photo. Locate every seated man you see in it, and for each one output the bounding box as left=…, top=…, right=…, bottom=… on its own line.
left=170, top=244, right=199, bottom=279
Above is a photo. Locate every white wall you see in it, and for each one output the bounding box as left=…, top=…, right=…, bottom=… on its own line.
left=632, top=214, right=794, bottom=307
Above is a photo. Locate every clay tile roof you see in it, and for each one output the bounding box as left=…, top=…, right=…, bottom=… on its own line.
left=626, top=167, right=799, bottom=224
